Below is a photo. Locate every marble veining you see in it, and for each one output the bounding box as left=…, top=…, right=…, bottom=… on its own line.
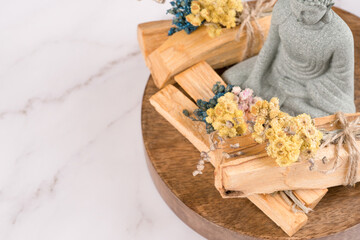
left=0, top=1, right=357, bottom=240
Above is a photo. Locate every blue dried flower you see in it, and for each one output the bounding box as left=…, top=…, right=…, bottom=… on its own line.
left=225, top=85, right=233, bottom=93
left=182, top=82, right=231, bottom=134
left=167, top=0, right=198, bottom=35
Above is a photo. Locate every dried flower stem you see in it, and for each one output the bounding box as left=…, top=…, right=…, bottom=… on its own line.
left=284, top=190, right=313, bottom=214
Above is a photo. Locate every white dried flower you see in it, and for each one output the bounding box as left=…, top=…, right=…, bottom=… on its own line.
left=231, top=151, right=244, bottom=157
left=232, top=86, right=242, bottom=95
left=230, top=143, right=240, bottom=148
left=197, top=164, right=205, bottom=171
left=222, top=152, right=231, bottom=159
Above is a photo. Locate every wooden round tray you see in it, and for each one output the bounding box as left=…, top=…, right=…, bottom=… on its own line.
left=141, top=8, right=360, bottom=240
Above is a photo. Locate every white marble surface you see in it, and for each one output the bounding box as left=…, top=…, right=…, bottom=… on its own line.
left=0, top=1, right=358, bottom=240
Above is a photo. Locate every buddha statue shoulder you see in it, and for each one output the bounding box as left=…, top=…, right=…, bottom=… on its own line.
left=222, top=0, right=356, bottom=118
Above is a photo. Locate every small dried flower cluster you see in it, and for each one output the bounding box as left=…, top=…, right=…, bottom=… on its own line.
left=183, top=82, right=233, bottom=134
left=167, top=0, right=199, bottom=35
left=251, top=98, right=323, bottom=167
left=185, top=0, right=243, bottom=37
left=206, top=92, right=247, bottom=138
left=192, top=151, right=211, bottom=176
left=231, top=86, right=262, bottom=113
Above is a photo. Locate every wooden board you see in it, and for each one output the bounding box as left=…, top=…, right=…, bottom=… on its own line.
left=141, top=7, right=360, bottom=240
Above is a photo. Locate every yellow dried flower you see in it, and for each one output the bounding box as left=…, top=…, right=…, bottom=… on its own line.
left=256, top=116, right=266, bottom=125
left=207, top=24, right=222, bottom=37
left=205, top=92, right=247, bottom=138
left=251, top=98, right=323, bottom=167
left=200, top=8, right=210, bottom=20
left=254, top=122, right=264, bottom=134
left=187, top=0, right=243, bottom=37
left=191, top=1, right=201, bottom=14
left=186, top=14, right=203, bottom=26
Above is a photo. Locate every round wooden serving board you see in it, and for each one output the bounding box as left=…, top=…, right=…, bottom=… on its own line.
left=141, top=8, right=360, bottom=240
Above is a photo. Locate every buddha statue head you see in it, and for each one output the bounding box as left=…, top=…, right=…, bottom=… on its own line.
left=290, top=0, right=335, bottom=25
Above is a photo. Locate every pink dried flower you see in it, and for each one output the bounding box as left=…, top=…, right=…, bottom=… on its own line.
left=239, top=88, right=254, bottom=100
left=232, top=87, right=261, bottom=115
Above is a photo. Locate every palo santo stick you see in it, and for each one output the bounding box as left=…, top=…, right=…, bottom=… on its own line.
left=293, top=189, right=328, bottom=209
left=150, top=83, right=307, bottom=236
left=150, top=85, right=212, bottom=162
left=147, top=15, right=272, bottom=89
left=219, top=113, right=360, bottom=196
left=137, top=20, right=172, bottom=67
left=175, top=61, right=225, bottom=101
left=247, top=193, right=308, bottom=237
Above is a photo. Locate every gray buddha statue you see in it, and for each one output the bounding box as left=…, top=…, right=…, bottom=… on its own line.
left=222, top=0, right=356, bottom=118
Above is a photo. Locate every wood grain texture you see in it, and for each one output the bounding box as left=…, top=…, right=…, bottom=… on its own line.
left=175, top=62, right=226, bottom=102
left=149, top=84, right=212, bottom=162
left=142, top=7, right=360, bottom=240
left=137, top=20, right=172, bottom=67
